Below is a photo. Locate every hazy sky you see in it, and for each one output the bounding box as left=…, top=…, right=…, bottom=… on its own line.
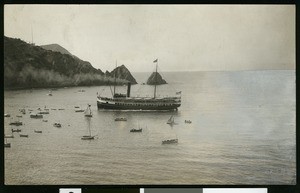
left=4, top=5, right=295, bottom=72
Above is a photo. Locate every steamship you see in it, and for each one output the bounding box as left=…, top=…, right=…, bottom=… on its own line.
left=97, top=59, right=181, bottom=111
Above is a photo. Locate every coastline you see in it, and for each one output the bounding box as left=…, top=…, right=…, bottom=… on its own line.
left=4, top=82, right=134, bottom=91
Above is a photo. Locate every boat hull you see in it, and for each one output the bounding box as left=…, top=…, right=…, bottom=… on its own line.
left=81, top=136, right=95, bottom=140
left=115, top=118, right=127, bottom=121
left=12, top=129, right=22, bottom=132
left=9, top=122, right=23, bottom=126
left=97, top=100, right=180, bottom=111
left=30, top=115, right=43, bottom=118
left=162, top=139, right=178, bottom=144
left=53, top=123, right=62, bottom=128
left=4, top=143, right=11, bottom=148
left=130, top=129, right=142, bottom=132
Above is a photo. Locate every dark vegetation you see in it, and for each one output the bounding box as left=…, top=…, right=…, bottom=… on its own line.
left=4, top=36, right=136, bottom=89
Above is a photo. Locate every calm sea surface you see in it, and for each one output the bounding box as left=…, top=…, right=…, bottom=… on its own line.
left=4, top=70, right=295, bottom=185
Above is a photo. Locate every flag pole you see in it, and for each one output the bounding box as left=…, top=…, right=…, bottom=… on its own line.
left=154, top=59, right=158, bottom=99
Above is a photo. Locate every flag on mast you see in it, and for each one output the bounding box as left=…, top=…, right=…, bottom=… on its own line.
left=153, top=59, right=158, bottom=63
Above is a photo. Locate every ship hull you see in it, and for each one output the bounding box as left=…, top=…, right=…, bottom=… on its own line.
left=97, top=98, right=180, bottom=111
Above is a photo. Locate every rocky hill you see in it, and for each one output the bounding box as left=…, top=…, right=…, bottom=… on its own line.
left=4, top=36, right=134, bottom=89
left=40, top=44, right=73, bottom=56
left=146, top=72, right=167, bottom=85
left=107, top=65, right=137, bottom=84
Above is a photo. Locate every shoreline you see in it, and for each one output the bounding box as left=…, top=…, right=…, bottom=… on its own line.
left=4, top=82, right=138, bottom=91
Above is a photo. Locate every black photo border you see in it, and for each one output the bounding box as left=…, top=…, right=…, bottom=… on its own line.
left=0, top=0, right=298, bottom=193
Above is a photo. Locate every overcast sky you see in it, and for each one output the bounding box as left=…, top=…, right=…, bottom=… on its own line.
left=4, top=5, right=295, bottom=72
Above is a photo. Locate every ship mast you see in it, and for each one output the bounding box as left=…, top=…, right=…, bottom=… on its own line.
left=154, top=59, right=158, bottom=99
left=113, top=60, right=117, bottom=96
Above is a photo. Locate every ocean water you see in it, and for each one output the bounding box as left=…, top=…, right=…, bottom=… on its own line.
left=4, top=70, right=296, bottom=185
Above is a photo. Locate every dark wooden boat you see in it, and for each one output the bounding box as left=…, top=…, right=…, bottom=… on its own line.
left=9, top=121, right=23, bottom=126
left=53, top=123, right=62, bottom=128
left=115, top=117, right=127, bottom=121
left=30, top=114, right=43, bottom=118
left=130, top=128, right=142, bottom=132
left=185, top=120, right=192, bottom=124
left=162, top=139, right=178, bottom=144
left=4, top=140, right=11, bottom=148
left=12, top=128, right=21, bottom=133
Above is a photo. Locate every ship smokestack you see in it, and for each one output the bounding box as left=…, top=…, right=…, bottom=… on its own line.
left=127, top=82, right=131, bottom=97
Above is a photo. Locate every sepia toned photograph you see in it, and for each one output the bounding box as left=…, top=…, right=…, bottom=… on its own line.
left=4, top=5, right=295, bottom=185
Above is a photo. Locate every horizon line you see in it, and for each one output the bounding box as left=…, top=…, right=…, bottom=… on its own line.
left=131, top=69, right=295, bottom=73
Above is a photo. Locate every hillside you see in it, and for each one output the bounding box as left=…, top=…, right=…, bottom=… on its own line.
left=40, top=44, right=73, bottom=56
left=4, top=36, right=133, bottom=89
left=146, top=72, right=167, bottom=85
